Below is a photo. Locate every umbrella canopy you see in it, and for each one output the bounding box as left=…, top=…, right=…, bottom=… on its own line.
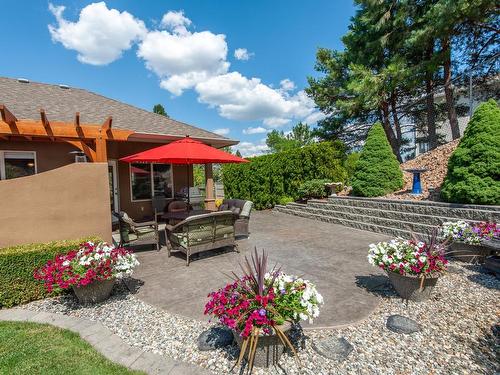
left=120, top=136, right=248, bottom=165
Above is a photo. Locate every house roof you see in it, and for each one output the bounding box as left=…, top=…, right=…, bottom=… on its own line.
left=0, top=77, right=237, bottom=146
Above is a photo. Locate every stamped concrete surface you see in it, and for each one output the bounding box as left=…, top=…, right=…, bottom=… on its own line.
left=130, top=211, right=389, bottom=328
left=0, top=308, right=208, bottom=375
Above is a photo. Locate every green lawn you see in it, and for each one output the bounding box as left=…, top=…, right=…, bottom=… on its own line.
left=0, top=321, right=144, bottom=375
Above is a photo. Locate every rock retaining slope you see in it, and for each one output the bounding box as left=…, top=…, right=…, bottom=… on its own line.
left=275, top=196, right=500, bottom=237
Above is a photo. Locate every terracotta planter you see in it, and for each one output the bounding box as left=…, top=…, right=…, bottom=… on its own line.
left=72, top=278, right=115, bottom=305
left=387, top=271, right=439, bottom=302
left=233, top=322, right=291, bottom=368
left=449, top=242, right=492, bottom=264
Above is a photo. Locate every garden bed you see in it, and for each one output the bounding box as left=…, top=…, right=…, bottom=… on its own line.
left=24, top=262, right=499, bottom=374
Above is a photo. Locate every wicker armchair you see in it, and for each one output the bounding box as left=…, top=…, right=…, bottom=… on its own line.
left=165, top=211, right=237, bottom=266
left=118, top=211, right=160, bottom=251
left=218, top=199, right=253, bottom=237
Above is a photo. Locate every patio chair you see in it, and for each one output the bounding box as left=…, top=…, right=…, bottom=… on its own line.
left=218, top=199, right=253, bottom=237
left=165, top=211, right=237, bottom=266
left=118, top=211, right=160, bottom=251
left=166, top=199, right=190, bottom=225
left=152, top=195, right=167, bottom=222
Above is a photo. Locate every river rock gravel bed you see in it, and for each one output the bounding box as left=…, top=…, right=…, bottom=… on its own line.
left=25, top=262, right=499, bottom=374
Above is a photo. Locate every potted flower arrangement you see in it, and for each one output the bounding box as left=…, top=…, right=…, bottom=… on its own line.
left=440, top=221, right=499, bottom=263
left=34, top=241, right=139, bottom=304
left=368, top=233, right=448, bottom=301
left=204, top=249, right=323, bottom=371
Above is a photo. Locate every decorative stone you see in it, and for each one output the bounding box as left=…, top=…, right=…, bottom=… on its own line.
left=312, top=336, right=353, bottom=361
left=197, top=326, right=234, bottom=351
left=386, top=315, right=421, bottom=334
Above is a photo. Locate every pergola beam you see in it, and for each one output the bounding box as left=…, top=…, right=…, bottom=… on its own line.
left=65, top=140, right=96, bottom=162
left=102, top=116, right=112, bottom=132
left=0, top=106, right=134, bottom=164
left=75, top=112, right=81, bottom=127
left=0, top=119, right=133, bottom=141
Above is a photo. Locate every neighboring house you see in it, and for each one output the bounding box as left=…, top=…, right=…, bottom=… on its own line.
left=0, top=77, right=238, bottom=220
left=413, top=75, right=499, bottom=156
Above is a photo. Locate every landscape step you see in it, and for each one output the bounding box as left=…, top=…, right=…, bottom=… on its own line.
left=275, top=206, right=422, bottom=238
left=278, top=204, right=435, bottom=235
left=323, top=197, right=500, bottom=220
left=274, top=196, right=500, bottom=238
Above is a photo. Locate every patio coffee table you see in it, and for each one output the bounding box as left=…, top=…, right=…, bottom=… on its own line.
left=162, top=209, right=212, bottom=222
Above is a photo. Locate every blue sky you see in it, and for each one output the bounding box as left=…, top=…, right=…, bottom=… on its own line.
left=0, top=1, right=354, bottom=155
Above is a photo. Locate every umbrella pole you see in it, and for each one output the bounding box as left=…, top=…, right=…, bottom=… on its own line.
left=187, top=165, right=190, bottom=211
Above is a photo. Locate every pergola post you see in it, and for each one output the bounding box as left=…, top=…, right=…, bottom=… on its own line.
left=204, top=163, right=216, bottom=211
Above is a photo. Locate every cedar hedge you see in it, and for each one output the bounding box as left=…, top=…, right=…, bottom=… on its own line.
left=351, top=123, right=403, bottom=197
left=441, top=99, right=500, bottom=205
left=222, top=141, right=347, bottom=209
left=0, top=237, right=100, bottom=308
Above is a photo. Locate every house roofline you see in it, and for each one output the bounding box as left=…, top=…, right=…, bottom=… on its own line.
left=129, top=132, right=239, bottom=148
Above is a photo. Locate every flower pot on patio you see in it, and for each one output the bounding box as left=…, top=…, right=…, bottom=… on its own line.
left=387, top=271, right=439, bottom=302
left=449, top=242, right=492, bottom=264
left=233, top=322, right=292, bottom=368
left=72, top=278, right=115, bottom=305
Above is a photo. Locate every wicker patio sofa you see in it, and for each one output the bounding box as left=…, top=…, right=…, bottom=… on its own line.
left=165, top=211, right=238, bottom=266
left=218, top=199, right=253, bottom=237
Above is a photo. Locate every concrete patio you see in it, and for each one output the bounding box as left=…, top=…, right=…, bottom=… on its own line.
left=127, top=210, right=390, bottom=328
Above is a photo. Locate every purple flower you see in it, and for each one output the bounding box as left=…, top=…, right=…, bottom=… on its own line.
left=258, top=308, right=266, bottom=317
left=280, top=288, right=286, bottom=295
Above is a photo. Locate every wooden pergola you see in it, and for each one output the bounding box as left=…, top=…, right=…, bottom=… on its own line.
left=0, top=104, right=134, bottom=162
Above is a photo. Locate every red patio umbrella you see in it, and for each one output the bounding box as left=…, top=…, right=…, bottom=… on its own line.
left=120, top=136, right=248, bottom=206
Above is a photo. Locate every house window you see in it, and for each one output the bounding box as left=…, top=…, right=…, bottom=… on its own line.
left=130, top=163, right=173, bottom=201
left=0, top=151, right=37, bottom=180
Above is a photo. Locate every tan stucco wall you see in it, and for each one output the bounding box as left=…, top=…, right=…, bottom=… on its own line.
left=0, top=139, right=195, bottom=221
left=0, top=163, right=112, bottom=248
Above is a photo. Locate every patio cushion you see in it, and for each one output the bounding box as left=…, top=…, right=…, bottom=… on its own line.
left=170, top=224, right=234, bottom=248
left=240, top=201, right=253, bottom=218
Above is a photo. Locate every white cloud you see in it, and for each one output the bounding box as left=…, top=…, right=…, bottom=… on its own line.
left=263, top=117, right=290, bottom=127
left=160, top=10, right=191, bottom=35
left=213, top=128, right=230, bottom=136
left=236, top=140, right=269, bottom=157
left=48, top=2, right=147, bottom=65
left=234, top=48, right=253, bottom=61
left=304, top=111, right=327, bottom=124
left=243, top=126, right=268, bottom=135
left=280, top=78, right=296, bottom=91
left=137, top=13, right=229, bottom=96
left=195, top=72, right=319, bottom=126
left=48, top=5, right=325, bottom=128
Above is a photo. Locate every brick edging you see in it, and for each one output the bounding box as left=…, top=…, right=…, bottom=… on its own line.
left=0, top=308, right=209, bottom=375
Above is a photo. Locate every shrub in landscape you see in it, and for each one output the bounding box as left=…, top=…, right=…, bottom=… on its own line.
left=0, top=237, right=99, bottom=308
left=441, top=99, right=500, bottom=205
left=351, top=123, right=403, bottom=197
left=278, top=196, right=295, bottom=205
left=222, top=141, right=347, bottom=209
left=297, top=179, right=329, bottom=199
left=344, top=151, right=360, bottom=183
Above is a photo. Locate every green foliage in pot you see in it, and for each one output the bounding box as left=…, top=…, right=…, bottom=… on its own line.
left=351, top=123, right=403, bottom=197
left=298, top=179, right=329, bottom=199
left=441, top=99, right=500, bottom=205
